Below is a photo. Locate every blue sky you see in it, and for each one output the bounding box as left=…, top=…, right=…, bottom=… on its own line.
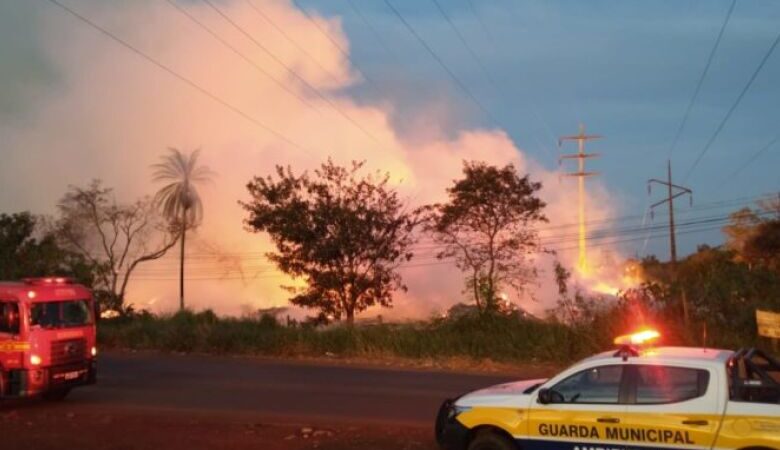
left=297, top=0, right=780, bottom=256
left=2, top=0, right=779, bottom=261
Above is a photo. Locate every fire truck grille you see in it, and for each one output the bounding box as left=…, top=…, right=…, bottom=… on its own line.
left=50, top=338, right=87, bottom=366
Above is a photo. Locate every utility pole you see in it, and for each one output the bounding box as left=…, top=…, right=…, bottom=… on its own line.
left=648, top=160, right=692, bottom=325
left=559, top=124, right=601, bottom=275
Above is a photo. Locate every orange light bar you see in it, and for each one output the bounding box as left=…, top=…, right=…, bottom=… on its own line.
left=614, top=329, right=660, bottom=346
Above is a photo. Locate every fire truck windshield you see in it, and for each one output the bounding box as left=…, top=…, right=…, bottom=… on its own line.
left=30, top=299, right=93, bottom=329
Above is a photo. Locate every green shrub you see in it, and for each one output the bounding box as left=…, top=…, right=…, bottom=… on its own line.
left=98, top=311, right=611, bottom=363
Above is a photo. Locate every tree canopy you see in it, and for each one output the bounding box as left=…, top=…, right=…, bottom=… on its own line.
left=243, top=160, right=423, bottom=323
left=152, top=147, right=215, bottom=310
left=55, top=180, right=179, bottom=312
left=428, top=161, right=547, bottom=312
left=0, top=212, right=93, bottom=283
left=723, top=199, right=780, bottom=272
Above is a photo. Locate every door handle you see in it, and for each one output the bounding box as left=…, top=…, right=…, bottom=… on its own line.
left=597, top=417, right=620, bottom=424
left=682, top=420, right=709, bottom=426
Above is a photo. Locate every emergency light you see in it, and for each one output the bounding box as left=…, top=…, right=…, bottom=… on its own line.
left=613, top=329, right=661, bottom=361
left=23, top=277, right=74, bottom=286
left=613, top=329, right=660, bottom=346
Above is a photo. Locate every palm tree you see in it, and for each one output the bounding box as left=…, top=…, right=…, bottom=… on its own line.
left=152, top=148, right=214, bottom=310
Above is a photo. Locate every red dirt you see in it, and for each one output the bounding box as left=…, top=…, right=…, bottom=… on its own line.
left=0, top=405, right=437, bottom=450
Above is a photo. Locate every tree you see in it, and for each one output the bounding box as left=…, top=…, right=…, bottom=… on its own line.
left=428, top=161, right=547, bottom=313
left=0, top=212, right=94, bottom=282
left=723, top=207, right=763, bottom=262
left=55, top=180, right=179, bottom=313
left=743, top=219, right=780, bottom=272
left=152, top=148, right=214, bottom=310
left=724, top=198, right=780, bottom=270
left=242, top=160, right=422, bottom=324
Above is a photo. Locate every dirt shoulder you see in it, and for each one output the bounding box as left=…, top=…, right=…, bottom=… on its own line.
left=0, top=404, right=436, bottom=450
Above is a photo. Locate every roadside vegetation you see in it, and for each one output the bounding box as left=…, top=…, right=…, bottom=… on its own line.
left=98, top=223, right=780, bottom=364
left=2, top=155, right=779, bottom=366
left=98, top=310, right=596, bottom=364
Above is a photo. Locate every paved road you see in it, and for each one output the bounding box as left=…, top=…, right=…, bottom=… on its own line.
left=58, top=352, right=516, bottom=425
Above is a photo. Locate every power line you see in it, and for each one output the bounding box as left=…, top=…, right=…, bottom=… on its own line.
left=202, top=0, right=390, bottom=151
left=344, top=0, right=401, bottom=65
left=138, top=191, right=775, bottom=262
left=43, top=0, right=315, bottom=156
left=464, top=0, right=497, bottom=46
left=430, top=0, right=497, bottom=91
left=720, top=134, right=780, bottom=185
left=382, top=0, right=503, bottom=127
left=683, top=24, right=780, bottom=182
left=164, top=0, right=317, bottom=112
left=291, top=0, right=382, bottom=93
left=432, top=0, right=557, bottom=156
left=548, top=223, right=730, bottom=254
left=667, top=0, right=736, bottom=158
left=129, top=223, right=741, bottom=281
left=134, top=210, right=763, bottom=276
left=244, top=0, right=343, bottom=87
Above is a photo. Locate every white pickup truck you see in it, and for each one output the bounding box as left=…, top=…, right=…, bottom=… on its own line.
left=436, top=339, right=780, bottom=450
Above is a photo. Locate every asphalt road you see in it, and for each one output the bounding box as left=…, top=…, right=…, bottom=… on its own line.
left=53, top=352, right=516, bottom=425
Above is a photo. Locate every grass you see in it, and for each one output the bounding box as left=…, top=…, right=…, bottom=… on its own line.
left=97, top=310, right=611, bottom=365
left=98, top=307, right=772, bottom=366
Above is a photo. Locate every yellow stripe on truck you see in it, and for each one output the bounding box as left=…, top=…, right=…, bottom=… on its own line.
left=714, top=415, right=780, bottom=450
left=456, top=407, right=780, bottom=449
left=0, top=341, right=30, bottom=352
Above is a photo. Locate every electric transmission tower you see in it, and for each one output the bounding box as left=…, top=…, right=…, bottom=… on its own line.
left=559, top=124, right=602, bottom=274
left=648, top=160, right=693, bottom=265
left=648, top=160, right=693, bottom=325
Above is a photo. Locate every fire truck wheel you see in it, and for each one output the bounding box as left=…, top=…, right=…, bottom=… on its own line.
left=42, top=388, right=71, bottom=402
left=467, top=429, right=517, bottom=450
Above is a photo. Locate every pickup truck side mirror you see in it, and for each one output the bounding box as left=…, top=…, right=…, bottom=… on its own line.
left=537, top=388, right=552, bottom=404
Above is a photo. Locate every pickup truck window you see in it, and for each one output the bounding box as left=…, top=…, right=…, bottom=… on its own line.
left=635, top=365, right=709, bottom=404
left=550, top=365, right=624, bottom=404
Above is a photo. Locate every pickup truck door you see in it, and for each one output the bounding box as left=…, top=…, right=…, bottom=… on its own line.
left=526, top=364, right=629, bottom=450
left=621, top=364, right=720, bottom=450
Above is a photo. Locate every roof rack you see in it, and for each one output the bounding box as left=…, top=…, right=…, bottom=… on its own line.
left=729, top=347, right=780, bottom=403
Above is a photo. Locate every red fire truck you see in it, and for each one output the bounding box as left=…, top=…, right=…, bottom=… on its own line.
left=0, top=277, right=97, bottom=401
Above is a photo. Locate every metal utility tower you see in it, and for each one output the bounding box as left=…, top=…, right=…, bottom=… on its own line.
left=648, top=160, right=692, bottom=324
left=559, top=124, right=602, bottom=274
left=648, top=160, right=692, bottom=265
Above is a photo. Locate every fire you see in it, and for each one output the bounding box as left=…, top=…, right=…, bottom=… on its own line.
left=592, top=282, right=620, bottom=296
left=573, top=255, right=643, bottom=298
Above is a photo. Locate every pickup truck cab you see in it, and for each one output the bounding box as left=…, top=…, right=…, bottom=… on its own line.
left=436, top=332, right=780, bottom=450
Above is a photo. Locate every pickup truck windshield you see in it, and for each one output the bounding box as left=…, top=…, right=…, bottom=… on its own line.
left=30, top=300, right=93, bottom=329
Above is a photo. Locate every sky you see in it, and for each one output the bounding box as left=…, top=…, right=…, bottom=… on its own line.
left=1, top=0, right=779, bottom=317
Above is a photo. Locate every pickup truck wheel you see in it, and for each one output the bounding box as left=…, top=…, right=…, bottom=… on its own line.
left=42, top=388, right=71, bottom=402
left=468, top=430, right=517, bottom=450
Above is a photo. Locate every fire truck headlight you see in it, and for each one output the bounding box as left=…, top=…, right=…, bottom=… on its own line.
left=30, top=354, right=42, bottom=366
left=91, top=346, right=98, bottom=357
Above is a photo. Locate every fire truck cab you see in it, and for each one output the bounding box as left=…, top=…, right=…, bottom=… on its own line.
left=0, top=277, right=97, bottom=401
